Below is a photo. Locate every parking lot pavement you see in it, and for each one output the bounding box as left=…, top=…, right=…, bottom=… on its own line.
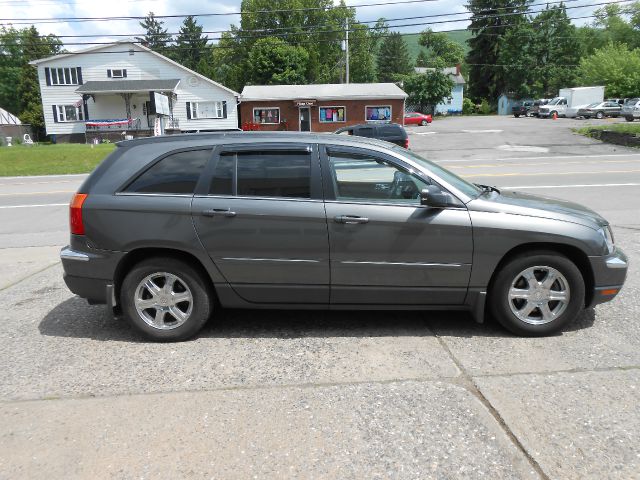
left=1, top=116, right=639, bottom=478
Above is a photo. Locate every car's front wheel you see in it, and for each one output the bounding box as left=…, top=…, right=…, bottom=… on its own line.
left=489, top=252, right=585, bottom=336
left=420, top=120, right=428, bottom=126
left=121, top=257, right=213, bottom=342
left=625, top=116, right=635, bottom=122
left=596, top=111, right=604, bottom=119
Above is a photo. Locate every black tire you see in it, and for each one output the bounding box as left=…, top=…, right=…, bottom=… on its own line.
left=625, top=116, right=635, bottom=122
left=488, top=251, right=585, bottom=336
left=514, top=114, right=520, bottom=118
left=596, top=111, right=604, bottom=119
left=420, top=120, right=428, bottom=126
left=120, top=257, right=213, bottom=342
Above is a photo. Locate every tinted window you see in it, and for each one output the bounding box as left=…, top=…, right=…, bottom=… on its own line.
left=126, top=149, right=210, bottom=194
left=379, top=125, right=402, bottom=137
left=209, top=153, right=234, bottom=195
left=355, top=127, right=375, bottom=137
left=209, top=150, right=311, bottom=199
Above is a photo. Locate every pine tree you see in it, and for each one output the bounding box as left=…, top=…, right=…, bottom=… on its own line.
left=376, top=32, right=413, bottom=82
left=466, top=0, right=531, bottom=101
left=136, top=12, right=172, bottom=53
left=175, top=16, right=209, bottom=72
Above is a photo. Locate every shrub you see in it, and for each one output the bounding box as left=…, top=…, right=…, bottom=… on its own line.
left=479, top=99, right=492, bottom=115
left=462, top=98, right=476, bottom=115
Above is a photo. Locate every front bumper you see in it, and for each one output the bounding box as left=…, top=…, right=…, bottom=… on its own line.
left=588, top=248, right=629, bottom=307
left=61, top=244, right=125, bottom=304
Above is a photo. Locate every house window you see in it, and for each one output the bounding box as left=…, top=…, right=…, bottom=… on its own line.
left=365, top=105, right=392, bottom=122
left=192, top=101, right=224, bottom=119
left=253, top=108, right=280, bottom=124
left=319, top=106, right=346, bottom=123
left=56, top=104, right=84, bottom=122
left=50, top=67, right=80, bottom=86
left=108, top=69, right=126, bottom=78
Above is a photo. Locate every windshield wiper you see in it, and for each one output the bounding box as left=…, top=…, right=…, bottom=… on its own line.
left=475, top=183, right=501, bottom=195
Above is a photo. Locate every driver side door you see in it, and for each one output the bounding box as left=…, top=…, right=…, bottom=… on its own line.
left=321, top=146, right=473, bottom=305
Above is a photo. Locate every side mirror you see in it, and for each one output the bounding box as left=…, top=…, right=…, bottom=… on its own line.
left=420, top=186, right=451, bottom=208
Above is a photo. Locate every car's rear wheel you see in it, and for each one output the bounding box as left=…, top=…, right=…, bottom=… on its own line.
left=625, top=116, right=635, bottom=122
left=489, top=252, right=585, bottom=336
left=596, top=111, right=604, bottom=119
left=514, top=114, right=520, bottom=118
left=121, top=257, right=212, bottom=342
left=420, top=120, right=428, bottom=126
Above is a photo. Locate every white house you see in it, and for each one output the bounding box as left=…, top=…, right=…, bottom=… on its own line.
left=414, top=65, right=465, bottom=115
left=29, top=40, right=239, bottom=142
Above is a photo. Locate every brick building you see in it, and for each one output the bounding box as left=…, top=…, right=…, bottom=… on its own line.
left=239, top=83, right=407, bottom=132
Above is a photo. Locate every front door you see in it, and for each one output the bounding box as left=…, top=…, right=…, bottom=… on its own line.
left=299, top=107, right=311, bottom=132
left=321, top=146, right=473, bottom=305
left=192, top=143, right=329, bottom=304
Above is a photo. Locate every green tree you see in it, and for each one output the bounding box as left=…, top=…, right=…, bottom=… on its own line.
left=348, top=23, right=379, bottom=82
left=136, top=12, right=172, bottom=54
left=466, top=0, right=532, bottom=101
left=247, top=37, right=309, bottom=85
left=175, top=16, right=209, bottom=72
left=0, top=27, right=23, bottom=116
left=376, top=32, right=412, bottom=82
left=403, top=71, right=454, bottom=113
left=577, top=43, right=640, bottom=97
left=418, top=29, right=465, bottom=67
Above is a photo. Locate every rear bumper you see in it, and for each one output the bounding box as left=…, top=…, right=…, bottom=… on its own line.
left=588, top=248, right=629, bottom=307
left=61, top=245, right=124, bottom=304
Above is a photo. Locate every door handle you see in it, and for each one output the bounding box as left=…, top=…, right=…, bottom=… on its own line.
left=201, top=208, right=236, bottom=218
left=334, top=215, right=369, bottom=224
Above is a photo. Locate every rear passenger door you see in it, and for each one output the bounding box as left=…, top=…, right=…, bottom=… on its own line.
left=191, top=143, right=330, bottom=304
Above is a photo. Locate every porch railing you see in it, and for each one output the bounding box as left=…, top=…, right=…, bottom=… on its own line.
left=85, top=117, right=180, bottom=132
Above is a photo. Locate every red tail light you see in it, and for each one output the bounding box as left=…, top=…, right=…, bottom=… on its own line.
left=404, top=138, right=409, bottom=149
left=70, top=193, right=88, bottom=235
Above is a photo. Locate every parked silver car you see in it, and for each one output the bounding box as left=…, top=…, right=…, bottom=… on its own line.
left=577, top=101, right=622, bottom=119
left=622, top=98, right=640, bottom=122
left=60, top=132, right=628, bottom=341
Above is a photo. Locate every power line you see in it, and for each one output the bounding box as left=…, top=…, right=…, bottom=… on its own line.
left=0, top=0, right=445, bottom=23
left=0, top=0, right=628, bottom=48
left=5, top=0, right=592, bottom=39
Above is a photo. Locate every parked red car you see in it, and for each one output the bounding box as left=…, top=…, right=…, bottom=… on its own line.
left=404, top=112, right=432, bottom=126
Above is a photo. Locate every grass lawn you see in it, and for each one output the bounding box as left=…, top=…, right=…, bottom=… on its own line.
left=0, top=143, right=115, bottom=176
left=575, top=123, right=640, bottom=136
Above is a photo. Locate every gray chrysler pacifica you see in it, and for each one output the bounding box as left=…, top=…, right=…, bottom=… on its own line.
left=61, top=132, right=628, bottom=341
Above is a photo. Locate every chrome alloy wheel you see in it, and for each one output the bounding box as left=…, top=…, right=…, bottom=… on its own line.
left=134, top=272, right=193, bottom=330
left=508, top=266, right=570, bottom=325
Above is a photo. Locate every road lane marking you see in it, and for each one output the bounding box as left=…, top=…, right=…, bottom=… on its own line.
left=450, top=159, right=639, bottom=169
left=462, top=169, right=640, bottom=178
left=0, top=173, right=88, bottom=180
left=501, top=183, right=640, bottom=189
left=0, top=190, right=74, bottom=196
left=496, top=145, right=549, bottom=153
left=438, top=153, right=640, bottom=163
left=0, top=203, right=67, bottom=209
left=413, top=131, right=437, bottom=135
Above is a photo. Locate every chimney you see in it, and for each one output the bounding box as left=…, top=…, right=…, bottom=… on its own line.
left=455, top=63, right=461, bottom=76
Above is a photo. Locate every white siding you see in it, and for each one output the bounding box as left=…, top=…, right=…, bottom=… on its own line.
left=35, top=43, right=239, bottom=136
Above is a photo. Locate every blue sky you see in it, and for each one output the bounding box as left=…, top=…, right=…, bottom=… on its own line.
left=0, top=0, right=619, bottom=50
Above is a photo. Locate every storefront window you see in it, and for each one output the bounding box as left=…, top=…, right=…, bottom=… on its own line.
left=365, top=105, right=392, bottom=122
left=319, top=106, right=346, bottom=123
left=253, top=108, right=280, bottom=124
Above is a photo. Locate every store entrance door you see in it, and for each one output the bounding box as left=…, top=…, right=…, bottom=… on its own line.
left=299, top=107, right=311, bottom=132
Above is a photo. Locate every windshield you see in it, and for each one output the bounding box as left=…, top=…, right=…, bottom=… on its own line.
left=393, top=147, right=482, bottom=199
left=586, top=103, right=600, bottom=108
left=548, top=97, right=563, bottom=105
left=625, top=98, right=639, bottom=106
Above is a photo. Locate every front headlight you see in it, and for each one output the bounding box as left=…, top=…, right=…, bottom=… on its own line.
left=599, top=226, right=615, bottom=254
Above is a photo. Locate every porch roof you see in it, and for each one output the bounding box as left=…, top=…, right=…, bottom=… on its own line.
left=76, top=79, right=180, bottom=94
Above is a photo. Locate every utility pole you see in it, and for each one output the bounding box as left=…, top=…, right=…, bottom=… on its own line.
left=345, top=17, right=349, bottom=84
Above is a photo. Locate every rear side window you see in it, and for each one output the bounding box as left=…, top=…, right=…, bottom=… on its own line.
left=379, top=125, right=401, bottom=137
left=208, top=150, right=311, bottom=199
left=125, top=149, right=210, bottom=194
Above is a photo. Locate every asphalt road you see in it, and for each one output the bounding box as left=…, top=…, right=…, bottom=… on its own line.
left=0, top=116, right=639, bottom=479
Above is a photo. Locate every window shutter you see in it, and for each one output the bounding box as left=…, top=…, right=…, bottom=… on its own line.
left=222, top=101, right=227, bottom=119
left=186, top=102, right=191, bottom=119
left=52, top=105, right=58, bottom=123
left=45, top=67, right=51, bottom=86
left=77, top=67, right=83, bottom=85
left=123, top=69, right=127, bottom=78
left=107, top=69, right=112, bottom=78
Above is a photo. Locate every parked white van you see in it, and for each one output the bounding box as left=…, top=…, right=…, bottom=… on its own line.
left=539, top=86, right=605, bottom=118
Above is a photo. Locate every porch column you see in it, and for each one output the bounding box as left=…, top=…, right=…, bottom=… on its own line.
left=121, top=93, right=133, bottom=119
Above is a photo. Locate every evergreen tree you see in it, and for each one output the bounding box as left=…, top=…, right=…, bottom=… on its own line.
left=466, top=0, right=531, bottom=101
left=175, top=16, right=209, bottom=72
left=418, top=29, right=465, bottom=67
left=415, top=50, right=429, bottom=67
left=136, top=12, right=172, bottom=54
left=376, top=32, right=412, bottom=82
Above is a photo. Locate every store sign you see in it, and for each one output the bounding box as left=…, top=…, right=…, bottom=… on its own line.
left=294, top=99, right=316, bottom=107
